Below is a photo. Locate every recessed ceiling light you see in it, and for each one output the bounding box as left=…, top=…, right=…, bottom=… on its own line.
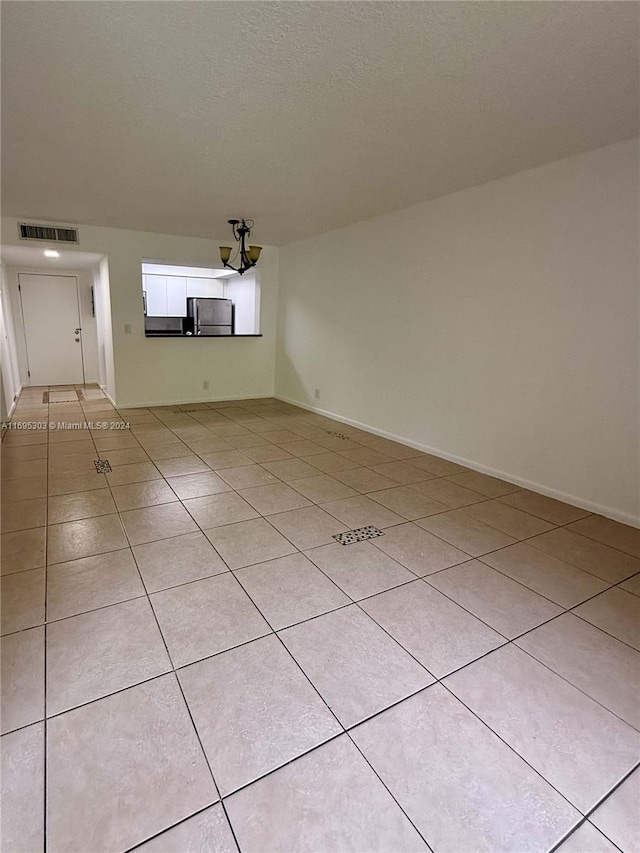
left=44, top=249, right=60, bottom=258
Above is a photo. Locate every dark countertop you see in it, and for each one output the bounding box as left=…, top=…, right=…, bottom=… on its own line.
left=145, top=334, right=263, bottom=338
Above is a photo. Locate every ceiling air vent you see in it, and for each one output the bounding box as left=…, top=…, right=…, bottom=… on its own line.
left=18, top=222, right=79, bottom=244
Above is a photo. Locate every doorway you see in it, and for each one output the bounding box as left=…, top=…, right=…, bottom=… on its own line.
left=18, top=273, right=85, bottom=385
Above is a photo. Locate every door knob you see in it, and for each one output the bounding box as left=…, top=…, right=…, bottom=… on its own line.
left=75, top=337, right=80, bottom=342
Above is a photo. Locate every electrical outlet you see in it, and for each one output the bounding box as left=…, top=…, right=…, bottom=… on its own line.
left=314, top=388, right=320, bottom=400
left=202, top=380, right=210, bottom=390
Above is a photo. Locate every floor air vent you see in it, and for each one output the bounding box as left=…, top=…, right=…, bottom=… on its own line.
left=19, top=222, right=79, bottom=243
left=333, top=526, right=384, bottom=545
left=43, top=389, right=84, bottom=404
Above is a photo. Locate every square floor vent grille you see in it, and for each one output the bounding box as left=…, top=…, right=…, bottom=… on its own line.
left=333, top=526, right=384, bottom=545
left=43, top=389, right=84, bottom=404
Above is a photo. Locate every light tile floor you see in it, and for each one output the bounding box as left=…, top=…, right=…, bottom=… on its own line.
left=1, top=385, right=639, bottom=853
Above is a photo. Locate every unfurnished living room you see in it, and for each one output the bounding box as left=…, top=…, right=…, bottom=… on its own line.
left=1, top=2, right=639, bottom=852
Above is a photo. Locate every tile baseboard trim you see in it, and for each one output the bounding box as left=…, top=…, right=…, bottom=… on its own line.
left=274, top=393, right=639, bottom=529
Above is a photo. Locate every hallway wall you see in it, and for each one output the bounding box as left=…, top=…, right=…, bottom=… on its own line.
left=0, top=262, right=21, bottom=418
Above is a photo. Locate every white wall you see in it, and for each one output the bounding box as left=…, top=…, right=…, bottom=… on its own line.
left=226, top=271, right=260, bottom=335
left=0, top=221, right=279, bottom=407
left=0, top=263, right=21, bottom=418
left=94, top=257, right=115, bottom=399
left=276, top=139, right=640, bottom=525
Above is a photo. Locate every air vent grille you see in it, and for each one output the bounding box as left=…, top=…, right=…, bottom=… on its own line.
left=19, top=222, right=79, bottom=243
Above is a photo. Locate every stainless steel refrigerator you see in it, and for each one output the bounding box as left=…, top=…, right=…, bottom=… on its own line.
left=187, top=298, right=234, bottom=336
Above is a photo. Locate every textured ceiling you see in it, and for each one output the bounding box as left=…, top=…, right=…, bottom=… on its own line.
left=2, top=1, right=638, bottom=245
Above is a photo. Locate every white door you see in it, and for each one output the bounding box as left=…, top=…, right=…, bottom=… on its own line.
left=19, top=274, right=85, bottom=385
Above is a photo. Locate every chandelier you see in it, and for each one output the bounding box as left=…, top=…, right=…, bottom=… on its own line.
left=219, top=219, right=262, bottom=275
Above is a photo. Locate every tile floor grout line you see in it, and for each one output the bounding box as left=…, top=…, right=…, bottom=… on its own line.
left=471, top=541, right=629, bottom=589
left=13, top=671, right=172, bottom=729
left=506, top=614, right=640, bottom=729
left=510, top=644, right=640, bottom=735
left=121, top=798, right=225, bottom=853
left=40, top=590, right=151, bottom=630
left=568, top=608, right=640, bottom=655
left=547, top=758, right=640, bottom=853
left=516, top=533, right=640, bottom=581
left=124, top=729, right=355, bottom=853
left=548, top=816, right=625, bottom=853
left=436, top=678, right=604, bottom=825
left=343, top=727, right=438, bottom=851
left=212, top=799, right=245, bottom=853
left=551, top=526, right=640, bottom=561
left=420, top=547, right=629, bottom=622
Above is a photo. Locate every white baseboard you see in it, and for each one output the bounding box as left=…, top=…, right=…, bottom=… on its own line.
left=112, top=392, right=274, bottom=410
left=275, top=394, right=639, bottom=529
left=7, top=385, right=22, bottom=419
left=102, top=389, right=118, bottom=408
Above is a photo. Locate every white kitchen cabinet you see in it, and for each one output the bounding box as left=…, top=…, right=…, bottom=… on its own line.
left=166, top=276, right=187, bottom=316
left=143, top=274, right=187, bottom=317
left=144, top=275, right=167, bottom=316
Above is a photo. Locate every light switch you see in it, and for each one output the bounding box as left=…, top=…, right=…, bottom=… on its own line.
left=124, top=324, right=132, bottom=334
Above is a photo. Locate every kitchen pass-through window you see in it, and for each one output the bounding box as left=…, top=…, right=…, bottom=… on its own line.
left=141, top=262, right=261, bottom=337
